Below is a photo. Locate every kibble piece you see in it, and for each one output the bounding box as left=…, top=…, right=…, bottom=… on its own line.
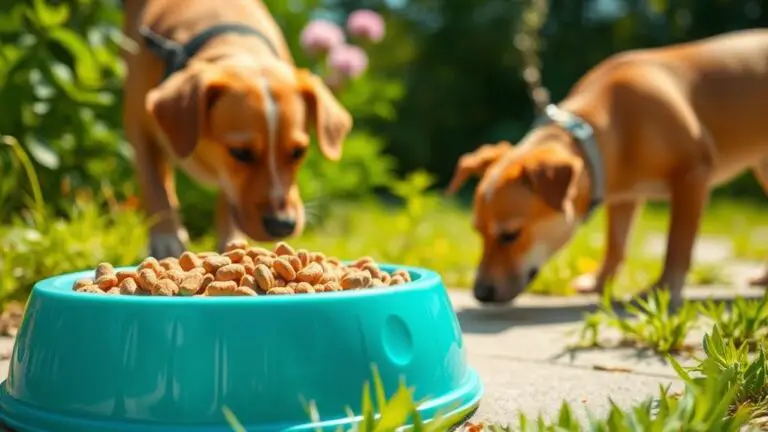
left=224, top=239, right=249, bottom=252
left=116, top=270, right=138, bottom=284
left=187, top=267, right=206, bottom=276
left=96, top=274, right=118, bottom=290
left=137, top=268, right=158, bottom=293
left=351, top=256, right=375, bottom=269
left=75, top=284, right=103, bottom=294
left=205, top=281, right=238, bottom=296
left=197, top=251, right=218, bottom=259
left=153, top=279, right=179, bottom=296
left=254, top=255, right=275, bottom=267
left=324, top=281, right=342, bottom=292
left=73, top=278, right=93, bottom=290
left=341, top=272, right=372, bottom=290
left=106, top=287, right=121, bottom=295
left=273, top=258, right=297, bottom=281
left=296, top=262, right=323, bottom=284
left=119, top=278, right=138, bottom=295
left=247, top=246, right=273, bottom=259
left=310, top=252, right=326, bottom=263
left=318, top=272, right=338, bottom=284
left=163, top=269, right=186, bottom=286
left=138, top=257, right=161, bottom=273
left=274, top=241, right=296, bottom=256
left=362, top=263, right=383, bottom=280
left=179, top=272, right=204, bottom=296
left=371, top=278, right=387, bottom=287
left=280, top=255, right=302, bottom=272
left=393, top=269, right=412, bottom=282
left=223, top=248, right=246, bottom=263
left=253, top=264, right=275, bottom=291
left=296, top=249, right=311, bottom=267
left=381, top=273, right=392, bottom=284
left=294, top=282, right=315, bottom=294
left=234, top=286, right=258, bottom=296
left=200, top=274, right=215, bottom=292
left=274, top=279, right=287, bottom=288
left=202, top=255, right=231, bottom=274
left=179, top=252, right=203, bottom=271
left=215, top=264, right=246, bottom=283
left=313, top=284, right=326, bottom=292
left=240, top=255, right=256, bottom=275
left=159, top=258, right=181, bottom=272
left=267, top=287, right=295, bottom=295
left=95, top=262, right=115, bottom=279
left=389, top=275, right=406, bottom=286
left=240, top=274, right=256, bottom=289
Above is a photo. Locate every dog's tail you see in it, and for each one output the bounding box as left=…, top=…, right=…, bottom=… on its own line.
left=515, top=0, right=551, bottom=116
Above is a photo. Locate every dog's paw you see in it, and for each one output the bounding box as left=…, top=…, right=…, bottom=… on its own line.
left=571, top=273, right=601, bottom=295
left=748, top=271, right=768, bottom=287
left=149, top=232, right=187, bottom=259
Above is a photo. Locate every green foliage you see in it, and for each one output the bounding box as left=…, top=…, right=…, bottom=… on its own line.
left=0, top=0, right=130, bottom=215
left=0, top=136, right=147, bottom=302
left=575, top=289, right=700, bottom=355
left=699, top=294, right=768, bottom=351
left=674, top=325, right=768, bottom=420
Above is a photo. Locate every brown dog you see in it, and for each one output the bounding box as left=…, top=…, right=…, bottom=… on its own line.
left=122, top=0, right=352, bottom=257
left=448, top=29, right=768, bottom=308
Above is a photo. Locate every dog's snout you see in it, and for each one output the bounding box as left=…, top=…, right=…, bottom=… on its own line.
left=527, top=267, right=540, bottom=284
left=473, top=283, right=497, bottom=303
left=262, top=214, right=296, bottom=238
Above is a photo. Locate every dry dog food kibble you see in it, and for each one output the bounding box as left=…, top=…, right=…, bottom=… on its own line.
left=72, top=240, right=412, bottom=297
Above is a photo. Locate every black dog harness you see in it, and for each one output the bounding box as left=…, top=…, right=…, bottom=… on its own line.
left=532, top=104, right=605, bottom=222
left=139, top=23, right=280, bottom=81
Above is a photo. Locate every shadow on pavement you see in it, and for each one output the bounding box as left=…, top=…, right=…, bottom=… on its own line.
left=455, top=302, right=599, bottom=334
left=455, top=288, right=765, bottom=335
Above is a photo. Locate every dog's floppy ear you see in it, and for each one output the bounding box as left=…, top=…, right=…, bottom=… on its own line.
left=145, top=67, right=228, bottom=159
left=296, top=68, right=353, bottom=161
left=446, top=141, right=513, bottom=195
left=521, top=157, right=584, bottom=223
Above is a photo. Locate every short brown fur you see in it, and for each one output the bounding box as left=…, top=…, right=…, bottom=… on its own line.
left=449, top=29, right=768, bottom=307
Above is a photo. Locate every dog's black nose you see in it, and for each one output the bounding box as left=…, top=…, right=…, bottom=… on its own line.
left=474, top=283, right=496, bottom=303
left=262, top=214, right=296, bottom=238
left=527, top=267, right=540, bottom=284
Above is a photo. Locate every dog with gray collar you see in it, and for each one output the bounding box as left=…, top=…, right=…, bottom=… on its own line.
left=447, top=29, right=768, bottom=308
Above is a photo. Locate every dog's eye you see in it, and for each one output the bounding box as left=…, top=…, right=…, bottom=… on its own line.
left=498, top=230, right=521, bottom=245
left=229, top=147, right=255, bottom=163
left=290, top=147, right=307, bottom=161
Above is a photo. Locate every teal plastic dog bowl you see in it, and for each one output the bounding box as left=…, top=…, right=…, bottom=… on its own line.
left=0, top=265, right=482, bottom=431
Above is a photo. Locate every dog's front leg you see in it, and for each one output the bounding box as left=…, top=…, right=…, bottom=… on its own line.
left=653, top=166, right=711, bottom=309
left=214, top=193, right=247, bottom=253
left=748, top=157, right=768, bottom=286
left=126, top=124, right=188, bottom=259
left=574, top=200, right=643, bottom=294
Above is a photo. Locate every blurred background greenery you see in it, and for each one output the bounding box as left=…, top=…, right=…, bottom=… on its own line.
left=0, top=0, right=765, bottom=303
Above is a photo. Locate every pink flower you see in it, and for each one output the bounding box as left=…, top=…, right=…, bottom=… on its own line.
left=327, top=44, right=369, bottom=79
left=300, top=19, right=345, bottom=56
left=346, top=9, right=385, bottom=43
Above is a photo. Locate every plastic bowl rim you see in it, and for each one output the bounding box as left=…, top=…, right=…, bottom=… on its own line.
left=31, top=263, right=443, bottom=305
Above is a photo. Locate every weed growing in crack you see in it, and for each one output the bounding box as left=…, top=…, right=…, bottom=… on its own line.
left=573, top=289, right=700, bottom=355
left=699, top=294, right=768, bottom=351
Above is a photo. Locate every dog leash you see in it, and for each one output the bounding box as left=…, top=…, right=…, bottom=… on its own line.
left=139, top=23, right=280, bottom=81
left=532, top=104, right=605, bottom=222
